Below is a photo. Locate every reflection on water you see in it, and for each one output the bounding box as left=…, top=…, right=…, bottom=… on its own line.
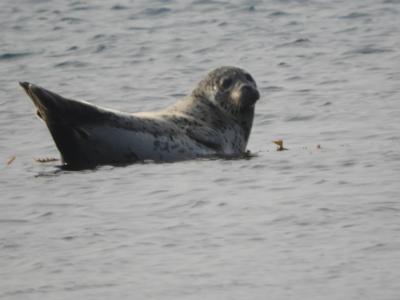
left=1, top=0, right=400, bottom=299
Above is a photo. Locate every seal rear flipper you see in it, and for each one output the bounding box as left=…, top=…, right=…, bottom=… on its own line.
left=19, top=82, right=118, bottom=168
left=47, top=123, right=93, bottom=168
left=19, top=82, right=106, bottom=125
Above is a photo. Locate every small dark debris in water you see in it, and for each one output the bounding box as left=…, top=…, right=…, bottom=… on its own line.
left=6, top=155, right=16, bottom=166
left=34, top=157, right=59, bottom=163
left=273, top=140, right=288, bottom=151
left=316, top=144, right=322, bottom=149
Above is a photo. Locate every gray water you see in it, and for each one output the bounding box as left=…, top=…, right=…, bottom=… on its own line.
left=1, top=0, right=400, bottom=299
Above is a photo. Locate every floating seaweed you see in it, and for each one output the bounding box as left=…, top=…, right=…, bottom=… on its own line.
left=273, top=140, right=288, bottom=151
left=6, top=155, right=16, bottom=166
left=34, top=157, right=59, bottom=163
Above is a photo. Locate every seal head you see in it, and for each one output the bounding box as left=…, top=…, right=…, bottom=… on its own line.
left=192, top=66, right=259, bottom=114
left=187, top=66, right=259, bottom=146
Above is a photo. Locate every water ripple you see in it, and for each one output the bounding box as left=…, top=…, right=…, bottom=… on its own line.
left=0, top=219, right=29, bottom=224
left=285, top=115, right=315, bottom=122
left=54, top=60, right=89, bottom=68
left=278, top=38, right=311, bottom=48
left=338, top=12, right=370, bottom=19
left=0, top=52, right=32, bottom=60
left=142, top=7, right=171, bottom=16
left=2, top=0, right=400, bottom=298
left=344, top=46, right=392, bottom=55
left=111, top=4, right=129, bottom=10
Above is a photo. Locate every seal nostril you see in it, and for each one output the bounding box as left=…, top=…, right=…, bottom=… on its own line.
left=241, top=85, right=259, bottom=101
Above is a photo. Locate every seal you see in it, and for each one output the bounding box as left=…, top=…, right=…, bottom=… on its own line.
left=20, top=66, right=260, bottom=169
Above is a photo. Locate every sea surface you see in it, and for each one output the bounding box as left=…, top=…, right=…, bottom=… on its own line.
left=1, top=0, right=400, bottom=299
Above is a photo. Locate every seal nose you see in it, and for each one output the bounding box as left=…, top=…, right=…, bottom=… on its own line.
left=241, top=85, right=260, bottom=106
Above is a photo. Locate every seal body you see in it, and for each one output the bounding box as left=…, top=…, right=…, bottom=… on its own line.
left=20, top=66, right=260, bottom=169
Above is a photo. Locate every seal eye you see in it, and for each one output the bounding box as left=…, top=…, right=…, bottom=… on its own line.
left=221, top=78, right=233, bottom=90
left=245, top=73, right=254, bottom=83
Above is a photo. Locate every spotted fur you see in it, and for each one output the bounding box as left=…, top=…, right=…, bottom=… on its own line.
left=20, top=66, right=260, bottom=169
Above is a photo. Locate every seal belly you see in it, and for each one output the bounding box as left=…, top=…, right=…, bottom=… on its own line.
left=70, top=125, right=215, bottom=165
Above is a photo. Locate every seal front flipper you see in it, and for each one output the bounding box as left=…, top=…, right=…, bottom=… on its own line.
left=186, top=126, right=223, bottom=151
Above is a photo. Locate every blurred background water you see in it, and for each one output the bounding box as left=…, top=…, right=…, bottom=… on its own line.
left=1, top=0, right=400, bottom=299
